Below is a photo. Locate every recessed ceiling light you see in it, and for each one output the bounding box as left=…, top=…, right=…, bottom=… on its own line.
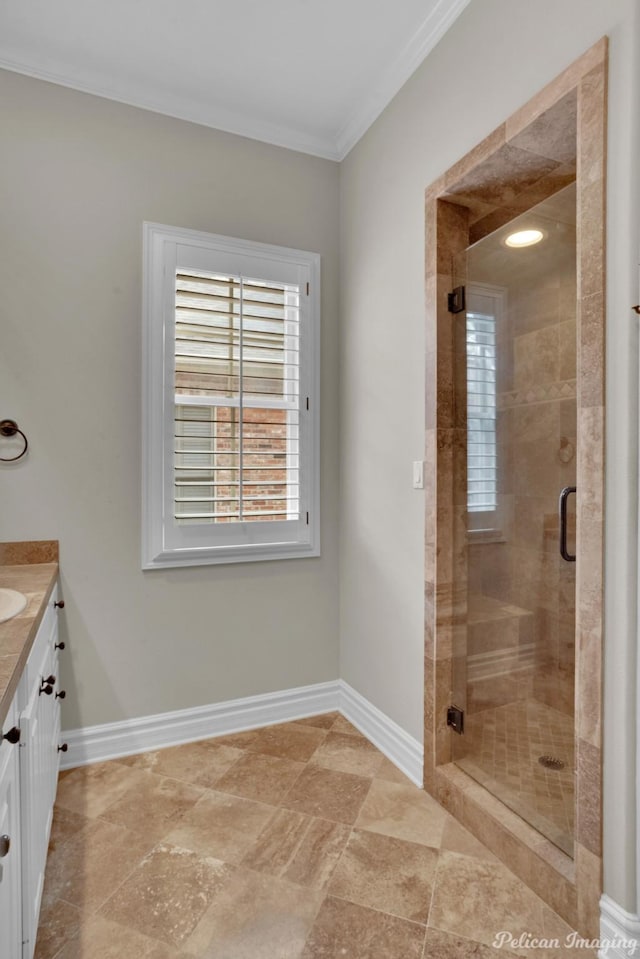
left=504, top=228, right=545, bottom=248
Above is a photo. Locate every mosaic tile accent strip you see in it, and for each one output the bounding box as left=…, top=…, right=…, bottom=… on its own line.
left=498, top=378, right=576, bottom=410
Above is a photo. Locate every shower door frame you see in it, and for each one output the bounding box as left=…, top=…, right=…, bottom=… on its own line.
left=424, top=39, right=606, bottom=938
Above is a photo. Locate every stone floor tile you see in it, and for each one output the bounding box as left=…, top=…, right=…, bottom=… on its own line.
left=34, top=898, right=82, bottom=959
left=428, top=850, right=544, bottom=950
left=439, top=818, right=499, bottom=862
left=282, top=764, right=371, bottom=824
left=47, top=806, right=90, bottom=854
left=330, top=716, right=366, bottom=737
left=214, top=751, right=305, bottom=804
left=186, top=867, right=324, bottom=959
left=52, top=915, right=196, bottom=958
left=328, top=828, right=438, bottom=923
left=356, top=778, right=447, bottom=848
left=309, top=731, right=385, bottom=777
left=116, top=740, right=243, bottom=788
left=41, top=818, right=154, bottom=916
left=99, top=772, right=205, bottom=841
left=300, top=895, right=426, bottom=959
left=203, top=729, right=261, bottom=750
left=423, top=928, right=521, bottom=957
left=241, top=808, right=310, bottom=877
left=37, top=726, right=592, bottom=959
left=374, top=756, right=414, bottom=784
left=244, top=722, right=329, bottom=762
left=526, top=903, right=599, bottom=958
left=55, top=762, right=150, bottom=819
left=165, top=789, right=276, bottom=863
left=99, top=843, right=231, bottom=948
left=283, top=818, right=351, bottom=890
left=292, top=713, right=340, bottom=730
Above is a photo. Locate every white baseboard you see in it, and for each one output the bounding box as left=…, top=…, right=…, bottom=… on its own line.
left=599, top=895, right=640, bottom=958
left=338, top=681, right=423, bottom=787
left=60, top=679, right=424, bottom=787
left=61, top=680, right=340, bottom=768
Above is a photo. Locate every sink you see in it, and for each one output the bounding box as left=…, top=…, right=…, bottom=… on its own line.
left=0, top=588, right=28, bottom=623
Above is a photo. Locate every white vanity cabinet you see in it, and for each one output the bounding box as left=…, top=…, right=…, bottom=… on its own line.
left=0, top=582, right=64, bottom=959
left=19, top=585, right=64, bottom=958
left=0, top=697, right=23, bottom=959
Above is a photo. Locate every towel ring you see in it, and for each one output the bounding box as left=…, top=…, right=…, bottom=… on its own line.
left=0, top=420, right=28, bottom=462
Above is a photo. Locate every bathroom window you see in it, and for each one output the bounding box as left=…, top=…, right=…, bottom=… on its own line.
left=466, top=286, right=503, bottom=535
left=142, top=223, right=320, bottom=568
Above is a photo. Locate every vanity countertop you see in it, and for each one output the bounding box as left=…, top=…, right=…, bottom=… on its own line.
left=0, top=541, right=59, bottom=729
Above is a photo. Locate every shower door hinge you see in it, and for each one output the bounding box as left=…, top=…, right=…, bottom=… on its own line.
left=447, top=705, right=464, bottom=735
left=448, top=285, right=466, bottom=314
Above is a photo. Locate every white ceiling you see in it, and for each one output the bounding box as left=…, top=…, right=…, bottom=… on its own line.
left=0, top=0, right=470, bottom=160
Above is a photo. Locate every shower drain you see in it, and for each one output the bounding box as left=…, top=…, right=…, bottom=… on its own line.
left=538, top=755, right=566, bottom=770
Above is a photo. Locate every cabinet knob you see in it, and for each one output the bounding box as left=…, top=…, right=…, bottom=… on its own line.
left=55, top=690, right=66, bottom=700
left=0, top=835, right=10, bottom=858
left=55, top=641, right=66, bottom=650
left=40, top=675, right=56, bottom=695
left=58, top=743, right=68, bottom=753
left=2, top=726, right=20, bottom=745
left=54, top=600, right=65, bottom=609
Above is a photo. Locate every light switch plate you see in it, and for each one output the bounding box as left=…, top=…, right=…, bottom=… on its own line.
left=412, top=460, right=424, bottom=489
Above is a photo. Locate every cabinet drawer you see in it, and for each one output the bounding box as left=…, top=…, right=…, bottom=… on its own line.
left=23, top=585, right=59, bottom=696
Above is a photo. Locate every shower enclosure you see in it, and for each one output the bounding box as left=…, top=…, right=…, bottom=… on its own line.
left=423, top=39, right=606, bottom=936
left=451, top=184, right=577, bottom=856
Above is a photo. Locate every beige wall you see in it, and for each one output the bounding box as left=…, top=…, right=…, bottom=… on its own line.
left=0, top=70, right=340, bottom=728
left=339, top=0, right=639, bottom=912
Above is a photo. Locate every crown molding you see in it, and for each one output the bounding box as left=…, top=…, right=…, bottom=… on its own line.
left=335, top=0, right=472, bottom=159
left=0, top=55, right=342, bottom=161
left=0, top=0, right=470, bottom=163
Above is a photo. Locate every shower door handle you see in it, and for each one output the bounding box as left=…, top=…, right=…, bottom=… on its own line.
left=559, top=486, right=576, bottom=563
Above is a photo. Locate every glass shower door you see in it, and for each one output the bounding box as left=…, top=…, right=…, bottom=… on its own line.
left=452, top=185, right=577, bottom=857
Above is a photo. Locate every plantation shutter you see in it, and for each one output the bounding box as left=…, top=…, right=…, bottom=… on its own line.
left=174, top=270, right=300, bottom=524
left=466, top=309, right=497, bottom=513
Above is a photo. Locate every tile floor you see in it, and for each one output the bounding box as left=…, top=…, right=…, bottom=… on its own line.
left=35, top=713, right=593, bottom=958
left=458, top=699, right=575, bottom=855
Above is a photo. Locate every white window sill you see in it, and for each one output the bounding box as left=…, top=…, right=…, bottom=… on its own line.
left=143, top=541, right=321, bottom=569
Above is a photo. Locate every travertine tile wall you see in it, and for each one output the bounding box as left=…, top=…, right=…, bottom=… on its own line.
left=424, top=39, right=607, bottom=938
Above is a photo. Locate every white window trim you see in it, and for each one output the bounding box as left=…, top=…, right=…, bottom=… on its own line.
left=142, top=222, right=321, bottom=569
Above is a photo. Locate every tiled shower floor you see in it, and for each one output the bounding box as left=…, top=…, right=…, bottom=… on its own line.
left=457, top=700, right=575, bottom=856
left=36, top=713, right=588, bottom=958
